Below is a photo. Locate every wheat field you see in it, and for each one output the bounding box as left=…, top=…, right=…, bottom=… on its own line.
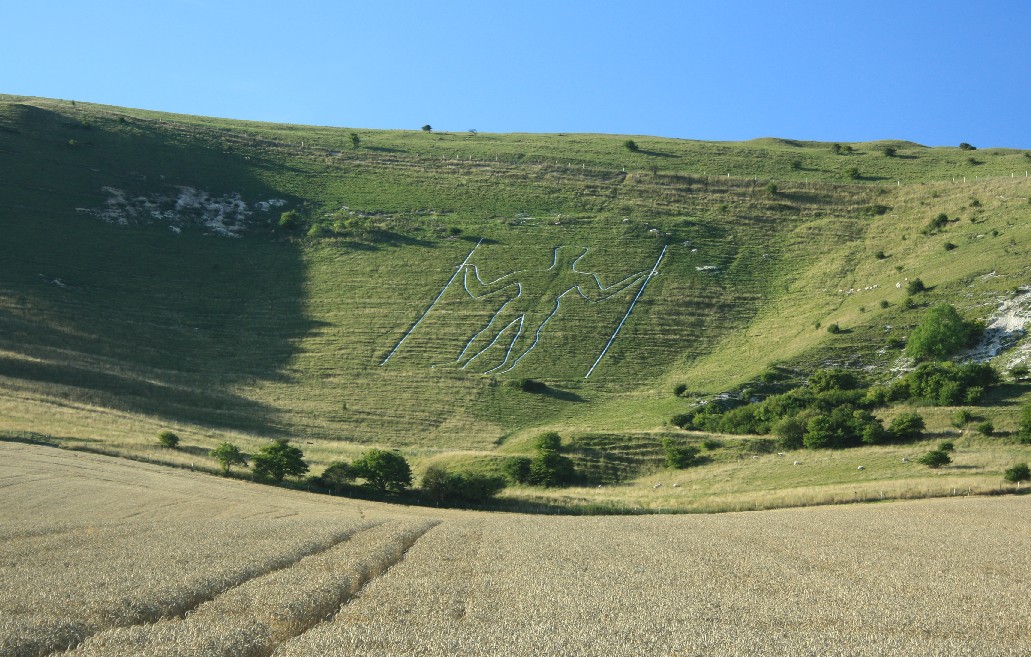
left=1, top=442, right=1028, bottom=656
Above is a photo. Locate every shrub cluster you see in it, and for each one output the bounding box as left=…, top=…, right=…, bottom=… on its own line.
left=661, top=438, right=700, bottom=469
left=868, top=361, right=998, bottom=406
left=503, top=432, right=576, bottom=487
left=421, top=465, right=506, bottom=504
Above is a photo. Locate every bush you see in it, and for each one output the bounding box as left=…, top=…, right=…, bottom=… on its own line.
left=209, top=442, right=247, bottom=474
left=1003, top=463, right=1030, bottom=485
left=673, top=383, right=688, bottom=397
left=533, top=431, right=563, bottom=452
left=1010, top=364, right=1029, bottom=381
left=826, top=323, right=842, bottom=334
left=252, top=439, right=309, bottom=483
left=923, top=213, right=949, bottom=234
left=943, top=242, right=957, bottom=251
left=875, top=250, right=887, bottom=260
left=350, top=449, right=412, bottom=492
left=898, top=361, right=997, bottom=405
left=522, top=432, right=576, bottom=487
left=421, top=465, right=506, bottom=504
left=976, top=421, right=995, bottom=436
left=774, top=416, right=805, bottom=449
left=905, top=304, right=980, bottom=361
left=845, top=166, right=861, bottom=180
left=527, top=450, right=576, bottom=487
left=278, top=210, right=300, bottom=230
left=906, top=278, right=926, bottom=295
left=661, top=438, right=700, bottom=469
left=959, top=142, right=976, bottom=151
left=917, top=450, right=952, bottom=469
left=349, top=132, right=361, bottom=149
left=937, top=441, right=955, bottom=453
left=882, top=146, right=897, bottom=157
left=157, top=431, right=180, bottom=449
left=623, top=139, right=639, bottom=152
left=317, top=461, right=356, bottom=494
left=880, top=299, right=890, bottom=309
left=888, top=412, right=925, bottom=442
left=501, top=456, right=532, bottom=484
left=765, top=182, right=779, bottom=195
left=809, top=369, right=860, bottom=393
left=952, top=409, right=973, bottom=427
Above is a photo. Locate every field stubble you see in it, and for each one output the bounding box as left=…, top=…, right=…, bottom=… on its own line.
left=3, top=444, right=1029, bottom=657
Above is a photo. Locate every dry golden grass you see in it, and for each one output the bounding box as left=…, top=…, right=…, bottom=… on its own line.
left=2, top=443, right=1029, bottom=657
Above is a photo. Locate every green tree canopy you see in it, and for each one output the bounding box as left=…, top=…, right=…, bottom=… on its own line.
left=252, top=439, right=308, bottom=483
left=917, top=450, right=952, bottom=469
left=351, top=449, right=412, bottom=492
left=209, top=442, right=247, bottom=475
left=905, top=303, right=981, bottom=361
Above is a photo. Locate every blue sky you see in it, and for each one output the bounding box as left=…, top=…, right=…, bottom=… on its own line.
left=5, top=1, right=1030, bottom=147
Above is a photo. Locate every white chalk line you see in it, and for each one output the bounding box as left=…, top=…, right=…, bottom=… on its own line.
left=459, top=246, right=650, bottom=373
left=380, top=239, right=483, bottom=365
left=585, top=244, right=668, bottom=379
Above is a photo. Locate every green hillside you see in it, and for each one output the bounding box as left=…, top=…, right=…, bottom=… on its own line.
left=2, top=95, right=1029, bottom=510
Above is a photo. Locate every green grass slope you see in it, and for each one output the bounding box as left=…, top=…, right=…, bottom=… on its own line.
left=2, top=95, right=1030, bottom=507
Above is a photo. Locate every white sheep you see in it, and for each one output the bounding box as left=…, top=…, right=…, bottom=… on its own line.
left=857, top=465, right=865, bottom=470
left=793, top=460, right=802, bottom=465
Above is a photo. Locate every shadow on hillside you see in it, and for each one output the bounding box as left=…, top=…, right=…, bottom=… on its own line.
left=638, top=149, right=681, bottom=159
left=0, top=106, right=323, bottom=435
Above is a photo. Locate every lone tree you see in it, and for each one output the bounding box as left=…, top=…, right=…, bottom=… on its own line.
left=905, top=303, right=980, bottom=361
left=623, top=139, right=639, bottom=152
left=351, top=449, right=412, bottom=492
left=157, top=431, right=180, bottom=449
left=421, top=124, right=432, bottom=133
left=349, top=132, right=361, bottom=149
left=526, top=431, right=575, bottom=487
left=252, top=439, right=308, bottom=483
left=1003, top=463, right=1030, bottom=488
left=209, top=442, right=247, bottom=475
left=917, top=449, right=952, bottom=469
left=662, top=438, right=700, bottom=469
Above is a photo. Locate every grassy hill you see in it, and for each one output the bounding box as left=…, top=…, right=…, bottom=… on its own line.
left=2, top=95, right=1029, bottom=510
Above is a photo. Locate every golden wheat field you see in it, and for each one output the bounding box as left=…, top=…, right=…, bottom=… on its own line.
left=1, top=442, right=1029, bottom=657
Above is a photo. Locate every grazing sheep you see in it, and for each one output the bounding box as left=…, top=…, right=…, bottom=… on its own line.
left=902, top=457, right=910, bottom=463
left=672, top=483, right=681, bottom=488
left=752, top=455, right=760, bottom=460
left=777, top=452, right=785, bottom=457
left=857, top=465, right=865, bottom=471
left=793, top=461, right=802, bottom=465
left=653, top=483, right=662, bottom=489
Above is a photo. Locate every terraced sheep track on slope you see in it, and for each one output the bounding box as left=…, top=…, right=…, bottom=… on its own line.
left=2, top=443, right=1028, bottom=657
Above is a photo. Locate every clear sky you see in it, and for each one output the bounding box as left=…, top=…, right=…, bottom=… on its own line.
left=5, top=1, right=1030, bottom=147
